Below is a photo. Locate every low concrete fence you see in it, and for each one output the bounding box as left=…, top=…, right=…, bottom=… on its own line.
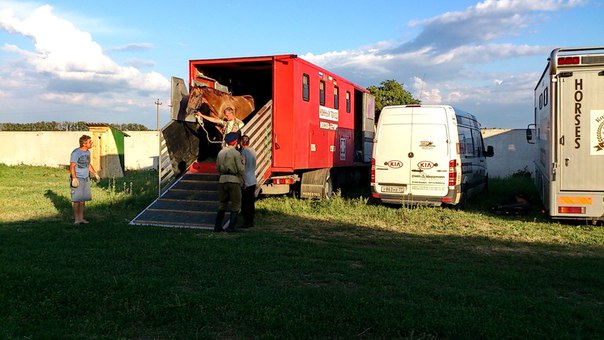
left=0, top=131, right=159, bottom=170
left=0, top=129, right=535, bottom=179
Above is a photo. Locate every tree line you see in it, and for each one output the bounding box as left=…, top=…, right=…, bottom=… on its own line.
left=0, top=121, right=150, bottom=131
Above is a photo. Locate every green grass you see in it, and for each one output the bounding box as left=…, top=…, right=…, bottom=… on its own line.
left=0, top=164, right=603, bottom=338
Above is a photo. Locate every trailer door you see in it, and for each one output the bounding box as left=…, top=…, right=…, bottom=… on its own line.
left=559, top=71, right=604, bottom=191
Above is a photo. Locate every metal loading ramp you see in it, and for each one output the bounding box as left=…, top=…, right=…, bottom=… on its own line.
left=130, top=99, right=273, bottom=229
left=129, top=171, right=219, bottom=229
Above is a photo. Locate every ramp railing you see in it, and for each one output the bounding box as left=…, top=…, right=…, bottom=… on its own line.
left=241, top=100, right=273, bottom=195
left=159, top=123, right=177, bottom=195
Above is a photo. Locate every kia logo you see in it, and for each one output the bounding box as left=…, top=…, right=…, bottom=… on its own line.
left=417, top=161, right=436, bottom=169
left=386, top=160, right=403, bottom=168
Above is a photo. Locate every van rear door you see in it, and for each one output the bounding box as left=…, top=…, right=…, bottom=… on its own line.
left=406, top=122, right=450, bottom=197
left=374, top=122, right=413, bottom=193
left=374, top=107, right=450, bottom=197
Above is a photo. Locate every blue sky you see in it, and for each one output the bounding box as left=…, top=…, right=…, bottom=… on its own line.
left=0, top=0, right=602, bottom=129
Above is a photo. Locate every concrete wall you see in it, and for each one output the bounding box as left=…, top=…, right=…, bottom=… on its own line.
left=123, top=131, right=160, bottom=170
left=482, top=128, right=535, bottom=178
left=1, top=129, right=535, bottom=178
left=0, top=131, right=159, bottom=170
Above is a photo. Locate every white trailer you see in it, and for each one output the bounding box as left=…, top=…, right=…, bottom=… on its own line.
left=527, top=46, right=604, bottom=223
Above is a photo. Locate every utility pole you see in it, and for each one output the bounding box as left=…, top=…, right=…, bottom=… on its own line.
left=155, top=98, right=162, bottom=131
left=155, top=99, right=163, bottom=196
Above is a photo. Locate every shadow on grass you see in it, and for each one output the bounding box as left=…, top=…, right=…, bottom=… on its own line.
left=1, top=172, right=603, bottom=338
left=44, top=189, right=72, bottom=217
left=0, top=203, right=602, bottom=339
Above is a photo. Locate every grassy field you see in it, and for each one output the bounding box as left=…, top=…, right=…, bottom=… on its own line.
left=0, top=164, right=603, bottom=338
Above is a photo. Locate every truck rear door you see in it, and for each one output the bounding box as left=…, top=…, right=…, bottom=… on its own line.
left=558, top=71, right=604, bottom=191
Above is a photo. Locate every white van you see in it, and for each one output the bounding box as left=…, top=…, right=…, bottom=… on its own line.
left=371, top=105, right=494, bottom=207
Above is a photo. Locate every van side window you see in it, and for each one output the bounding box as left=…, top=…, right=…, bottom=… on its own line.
left=302, top=74, right=310, bottom=101
left=334, top=86, right=339, bottom=109
left=458, top=127, right=475, bottom=157
left=319, top=80, right=326, bottom=106
left=471, top=129, right=483, bottom=156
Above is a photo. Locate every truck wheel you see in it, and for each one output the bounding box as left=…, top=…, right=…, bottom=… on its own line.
left=322, top=175, right=333, bottom=199
left=290, top=185, right=300, bottom=198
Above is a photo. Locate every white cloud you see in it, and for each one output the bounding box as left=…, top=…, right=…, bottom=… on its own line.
left=2, top=6, right=114, bottom=73
left=124, top=58, right=156, bottom=69
left=106, top=43, right=154, bottom=52
left=407, top=0, right=587, bottom=49
left=0, top=4, right=169, bottom=125
left=412, top=76, right=443, bottom=104
left=303, top=0, right=586, bottom=127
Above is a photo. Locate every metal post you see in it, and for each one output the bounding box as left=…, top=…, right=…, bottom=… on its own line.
left=155, top=99, right=162, bottom=196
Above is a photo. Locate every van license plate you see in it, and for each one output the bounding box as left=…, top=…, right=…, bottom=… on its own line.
left=381, top=185, right=405, bottom=193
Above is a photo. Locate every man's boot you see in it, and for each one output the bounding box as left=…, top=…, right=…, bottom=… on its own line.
left=214, top=210, right=226, bottom=232
left=224, top=211, right=239, bottom=233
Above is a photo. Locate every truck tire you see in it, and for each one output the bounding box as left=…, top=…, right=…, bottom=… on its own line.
left=322, top=175, right=333, bottom=199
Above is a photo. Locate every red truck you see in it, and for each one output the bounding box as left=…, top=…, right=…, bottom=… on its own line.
left=162, top=54, right=375, bottom=199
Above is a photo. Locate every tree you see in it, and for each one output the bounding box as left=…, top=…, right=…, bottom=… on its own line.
left=367, top=79, right=420, bottom=118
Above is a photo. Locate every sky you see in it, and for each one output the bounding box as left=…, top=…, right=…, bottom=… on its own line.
left=0, top=0, right=602, bottom=129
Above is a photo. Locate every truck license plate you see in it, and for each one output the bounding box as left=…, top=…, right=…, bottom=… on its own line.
left=381, top=185, right=405, bottom=193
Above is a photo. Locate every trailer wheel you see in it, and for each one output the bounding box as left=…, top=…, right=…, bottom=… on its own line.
left=289, top=183, right=301, bottom=199
left=322, top=175, right=333, bottom=199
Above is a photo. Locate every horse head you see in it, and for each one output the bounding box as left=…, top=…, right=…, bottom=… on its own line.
left=186, top=86, right=218, bottom=118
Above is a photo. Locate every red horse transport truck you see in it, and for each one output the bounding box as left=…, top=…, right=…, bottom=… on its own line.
left=163, top=54, right=376, bottom=198
left=527, top=46, right=604, bottom=223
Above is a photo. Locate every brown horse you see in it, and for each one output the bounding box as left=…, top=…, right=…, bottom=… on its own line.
left=186, top=86, right=255, bottom=123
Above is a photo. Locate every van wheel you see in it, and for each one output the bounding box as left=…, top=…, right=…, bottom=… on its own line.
left=457, top=190, right=468, bottom=210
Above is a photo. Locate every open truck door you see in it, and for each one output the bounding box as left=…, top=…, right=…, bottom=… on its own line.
left=158, top=77, right=201, bottom=192
left=171, top=77, right=192, bottom=122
